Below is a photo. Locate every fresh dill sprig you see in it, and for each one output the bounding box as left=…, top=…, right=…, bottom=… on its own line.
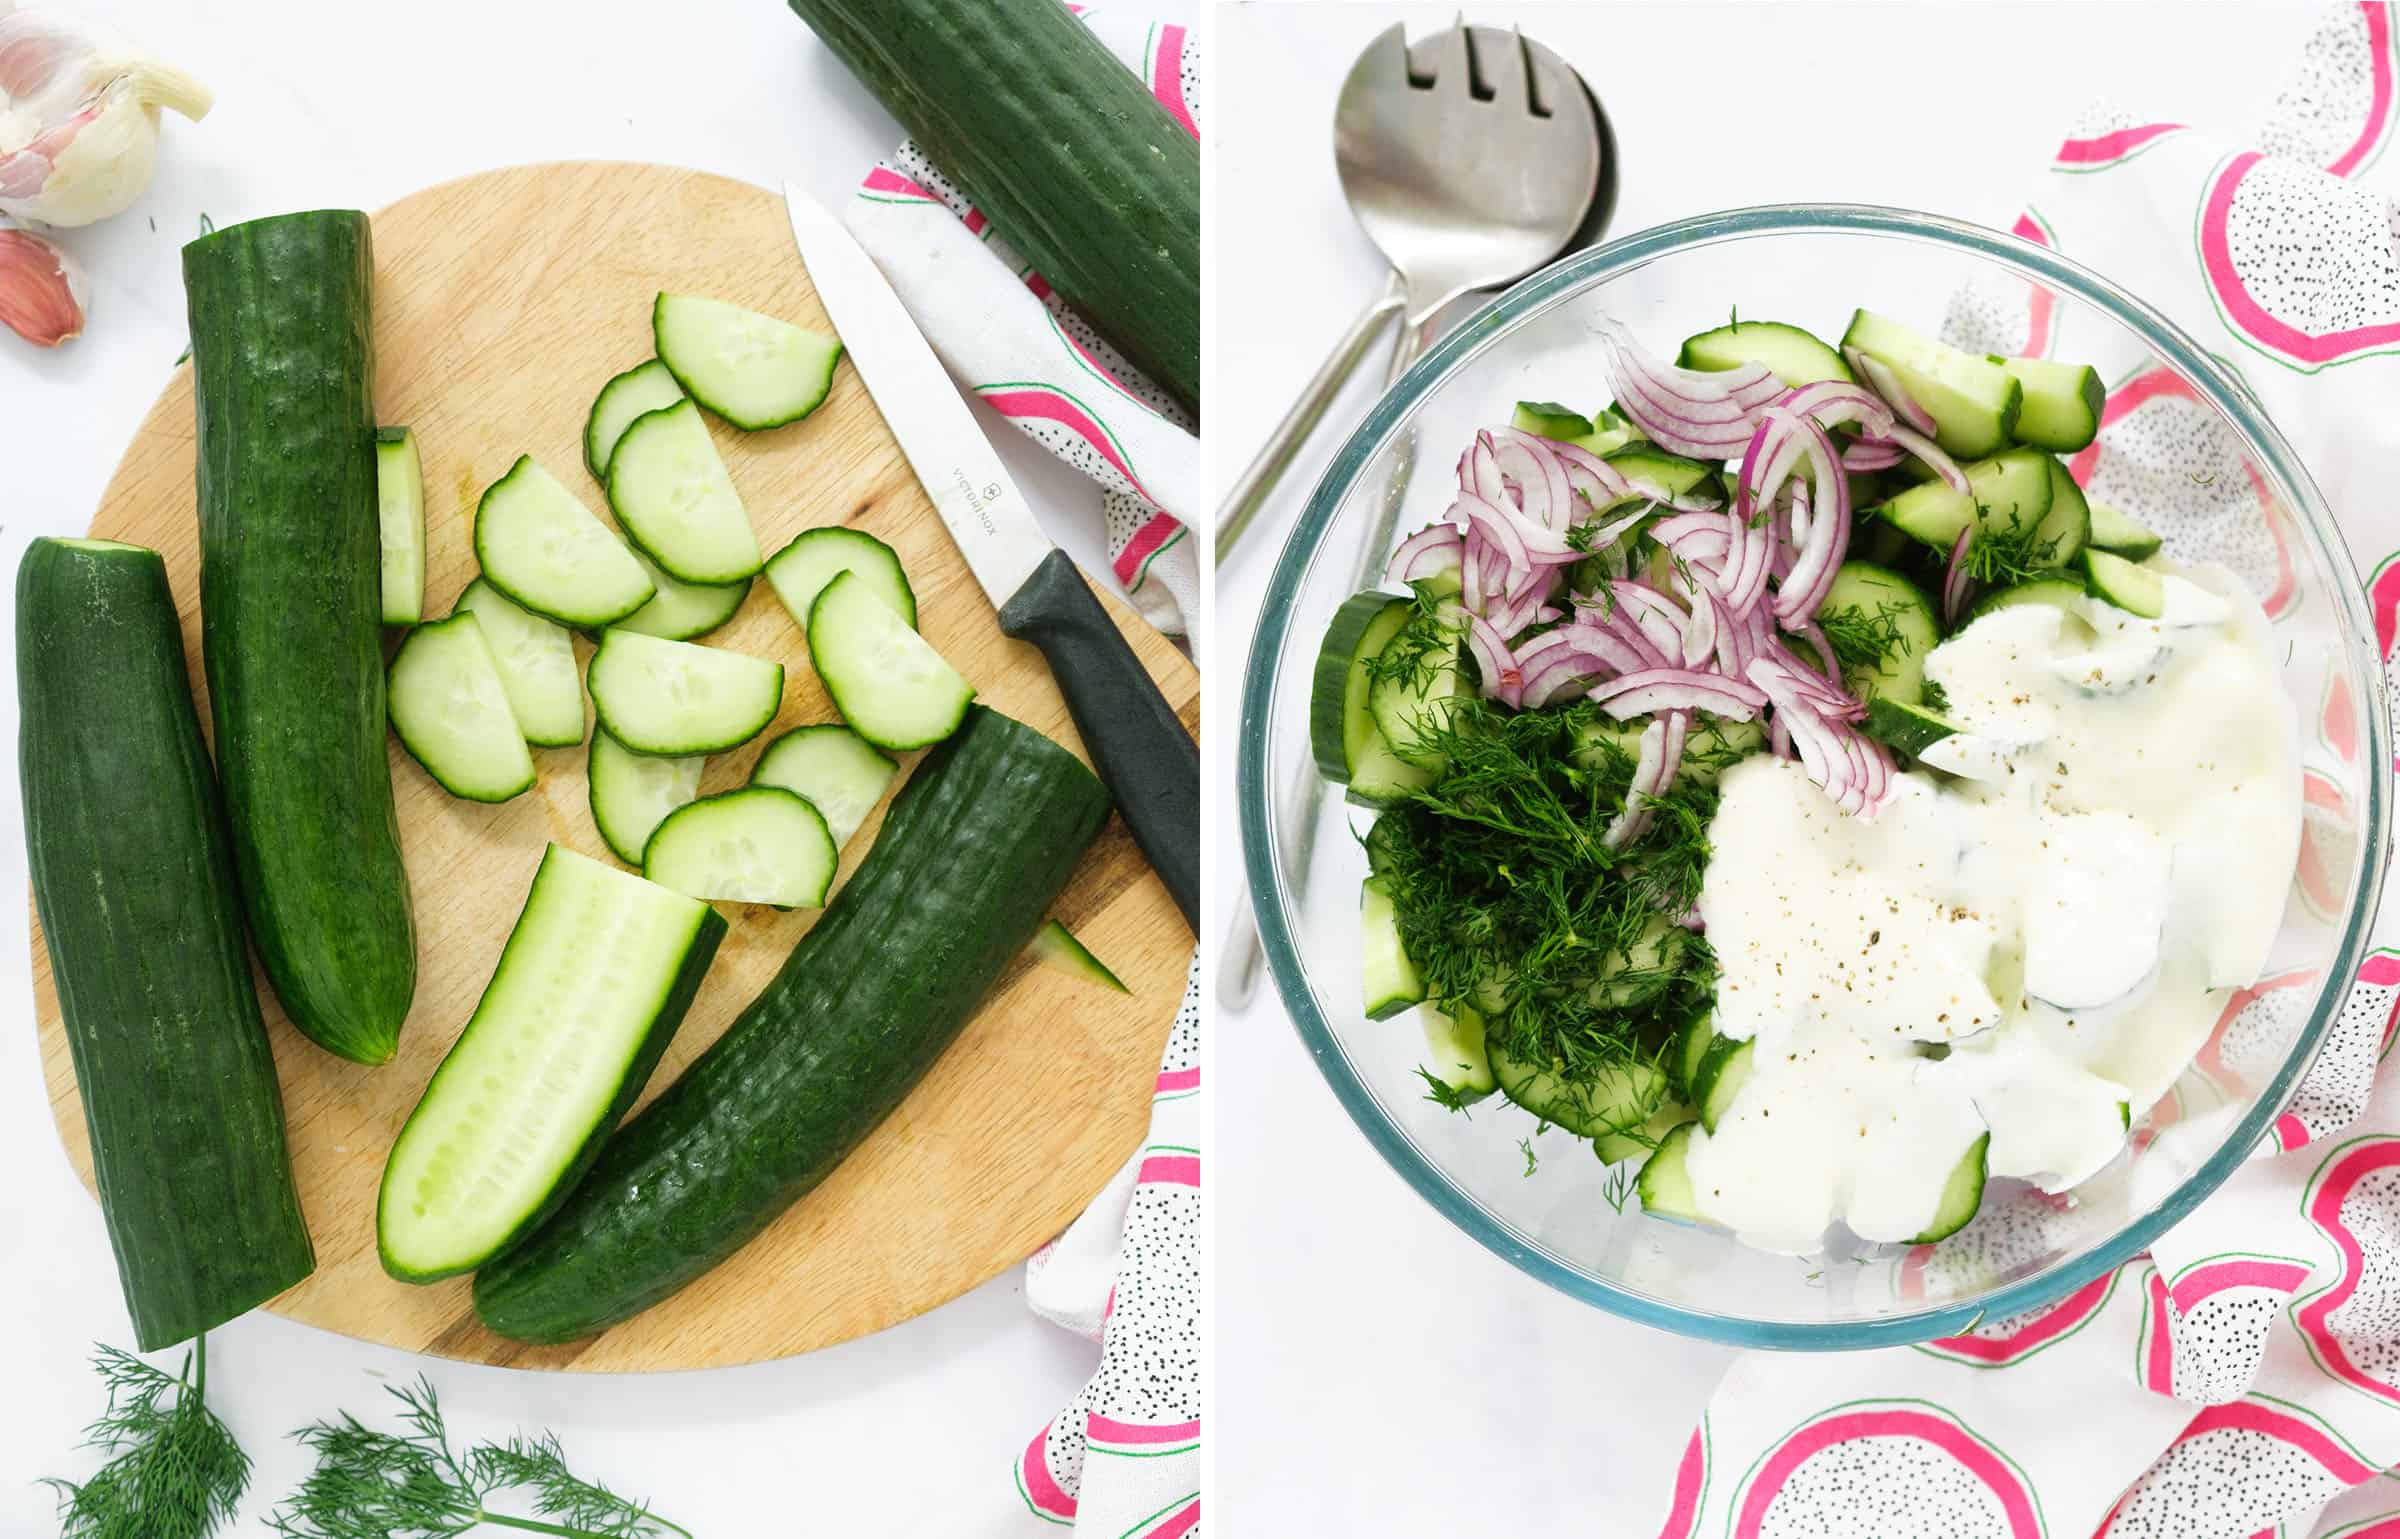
left=270, top=1378, right=688, bottom=1539
left=1962, top=508, right=2061, bottom=588
left=1818, top=598, right=1915, bottom=675
left=1417, top=1066, right=1473, bottom=1113
left=44, top=1339, right=250, bottom=1539
left=1600, top=1162, right=1637, bottom=1213
left=1519, top=1138, right=1539, bottom=1177
left=1921, top=678, right=1951, bottom=714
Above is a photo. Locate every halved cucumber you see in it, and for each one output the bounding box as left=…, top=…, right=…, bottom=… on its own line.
left=1420, top=1003, right=1496, bottom=1105
left=1367, top=609, right=1468, bottom=769
left=809, top=569, right=974, bottom=751
left=584, top=358, right=684, bottom=481
left=377, top=844, right=725, bottom=1281
left=2081, top=548, right=2165, bottom=619
left=376, top=426, right=425, bottom=625
left=750, top=723, right=897, bottom=847
left=587, top=727, right=703, bottom=867
left=587, top=630, right=784, bottom=756
left=653, top=292, right=843, bottom=431
left=2036, top=455, right=2092, bottom=570
left=2088, top=501, right=2164, bottom=560
left=1912, top=1133, right=1991, bottom=1243
left=642, top=785, right=836, bottom=908
left=455, top=578, right=584, bottom=748
left=1995, top=355, right=2104, bottom=453
left=1362, top=875, right=1423, bottom=1021
left=1594, top=1101, right=1695, bottom=1165
left=1310, top=592, right=1436, bottom=805
left=1511, top=401, right=1593, bottom=439
left=1966, top=575, right=2088, bottom=625
left=1028, top=919, right=1131, bottom=993
left=1636, top=1121, right=1702, bottom=1221
left=1690, top=1035, right=1755, bottom=1134
left=1489, top=1042, right=1666, bottom=1137
left=1864, top=695, right=1966, bottom=758
left=387, top=613, right=536, bottom=803
left=1677, top=319, right=1851, bottom=386
left=1816, top=563, right=1939, bottom=706
left=1841, top=309, right=2022, bottom=458
left=605, top=398, right=765, bottom=585
left=474, top=455, right=656, bottom=627
left=615, top=548, right=752, bottom=642
left=1873, top=447, right=2056, bottom=554
left=765, top=526, right=919, bottom=647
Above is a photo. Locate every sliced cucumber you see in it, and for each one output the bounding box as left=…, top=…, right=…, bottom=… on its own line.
left=1841, top=309, right=2022, bottom=458
left=1911, top=1133, right=1991, bottom=1243
left=653, top=292, right=843, bottom=431
left=1511, top=401, right=1592, bottom=439
left=615, top=548, right=752, bottom=642
left=1817, top=563, right=1939, bottom=705
left=750, top=724, right=897, bottom=848
left=1873, top=447, right=2056, bottom=554
left=375, top=426, right=425, bottom=625
left=2088, top=501, right=2164, bottom=560
left=455, top=578, right=584, bottom=748
left=1420, top=1003, right=1496, bottom=1105
left=1604, top=445, right=1720, bottom=505
left=1863, top=695, right=1965, bottom=758
left=1636, top=1121, right=1702, bottom=1221
left=809, top=569, right=975, bottom=751
left=1366, top=609, right=1467, bottom=769
left=1690, top=1036, right=1755, bottom=1134
left=2081, top=548, right=2165, bottom=619
left=387, top=612, right=535, bottom=803
left=1569, top=407, right=1643, bottom=459
left=2035, top=455, right=2092, bottom=569
left=1595, top=1101, right=1696, bottom=1165
left=1995, top=355, right=2104, bottom=453
left=587, top=726, right=704, bottom=867
left=1590, top=914, right=1687, bottom=1008
left=1677, top=319, right=1852, bottom=386
left=1361, top=875, right=1424, bottom=1021
left=474, top=455, right=655, bottom=627
left=377, top=844, right=725, bottom=1281
left=584, top=358, right=684, bottom=481
left=642, top=785, right=836, bottom=908
left=1678, top=719, right=1767, bottom=788
left=1027, top=919, right=1130, bottom=993
left=1490, top=1042, right=1666, bottom=1137
left=587, top=630, right=784, bottom=756
left=1673, top=1012, right=1716, bottom=1101
left=1310, top=592, right=1436, bottom=805
left=605, top=398, right=765, bottom=585
left=765, top=526, right=918, bottom=649
left=1966, top=576, right=2088, bottom=625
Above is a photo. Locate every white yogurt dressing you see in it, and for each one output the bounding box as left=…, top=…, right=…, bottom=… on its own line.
left=1683, top=563, right=2300, bottom=1253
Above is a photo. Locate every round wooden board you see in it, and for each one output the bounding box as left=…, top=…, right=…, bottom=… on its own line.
left=31, top=161, right=1197, bottom=1373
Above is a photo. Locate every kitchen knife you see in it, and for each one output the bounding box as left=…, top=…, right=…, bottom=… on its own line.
left=782, top=183, right=1198, bottom=930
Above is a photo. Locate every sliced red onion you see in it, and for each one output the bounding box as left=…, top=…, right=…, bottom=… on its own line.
left=1550, top=439, right=1635, bottom=513
left=1842, top=437, right=1907, bottom=472
left=1518, top=633, right=1641, bottom=708
left=1851, top=733, right=1897, bottom=817
left=1889, top=423, right=1968, bottom=493
left=1457, top=493, right=1533, bottom=576
left=1942, top=525, right=1976, bottom=625
left=1467, top=435, right=1509, bottom=506
left=1777, top=379, right=1897, bottom=440
left=1651, top=510, right=1725, bottom=547
left=1461, top=531, right=1488, bottom=612
left=1770, top=714, right=1794, bottom=759
left=1465, top=612, right=1522, bottom=706
left=1794, top=621, right=1844, bottom=692
left=1529, top=604, right=1563, bottom=626
left=1598, top=317, right=1782, bottom=459
left=1583, top=601, right=1669, bottom=670
left=1771, top=413, right=1851, bottom=625
left=1673, top=902, right=1705, bottom=931
left=1670, top=572, right=1718, bottom=669
left=1489, top=428, right=1573, bottom=533
left=1590, top=669, right=1766, bottom=721
left=1845, top=346, right=1938, bottom=435
left=1603, top=717, right=1670, bottom=849
left=1711, top=590, right=1748, bottom=678
left=1386, top=523, right=1463, bottom=587
left=1611, top=580, right=1690, bottom=659
left=1764, top=635, right=1865, bottom=721
left=1622, top=475, right=1724, bottom=514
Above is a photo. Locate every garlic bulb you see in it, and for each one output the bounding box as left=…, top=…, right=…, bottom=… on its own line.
left=0, top=10, right=210, bottom=228
left=0, top=224, right=86, bottom=345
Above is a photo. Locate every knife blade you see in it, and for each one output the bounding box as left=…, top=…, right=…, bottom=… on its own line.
left=782, top=183, right=1198, bottom=929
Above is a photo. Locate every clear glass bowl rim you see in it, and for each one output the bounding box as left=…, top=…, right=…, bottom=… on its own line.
left=1237, top=201, right=2395, bottom=1350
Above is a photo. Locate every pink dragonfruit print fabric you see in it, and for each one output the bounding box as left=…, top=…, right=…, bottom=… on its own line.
left=1658, top=8, right=2400, bottom=1538
left=844, top=7, right=1201, bottom=640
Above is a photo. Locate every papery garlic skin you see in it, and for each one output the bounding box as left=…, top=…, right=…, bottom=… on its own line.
left=0, top=12, right=209, bottom=228
left=0, top=224, right=86, bottom=345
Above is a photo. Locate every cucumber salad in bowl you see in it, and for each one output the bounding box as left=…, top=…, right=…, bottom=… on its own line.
left=1317, top=309, right=2301, bottom=1258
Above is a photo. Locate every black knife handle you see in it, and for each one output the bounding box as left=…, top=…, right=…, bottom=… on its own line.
left=999, top=548, right=1199, bottom=930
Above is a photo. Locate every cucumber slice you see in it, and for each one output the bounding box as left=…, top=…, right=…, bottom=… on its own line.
left=587, top=630, right=784, bottom=756
left=1569, top=407, right=1643, bottom=459
left=653, top=292, right=843, bottom=431
left=1310, top=592, right=1436, bottom=804
left=1595, top=1101, right=1696, bottom=1165
left=584, top=358, right=684, bottom=481
left=1995, top=355, right=2105, bottom=452
left=605, top=398, right=765, bottom=585
left=454, top=578, right=584, bottom=748
left=1911, top=1133, right=1991, bottom=1243
left=750, top=723, right=897, bottom=847
left=615, top=547, right=752, bottom=642
left=375, top=426, right=425, bottom=625
left=1966, top=576, right=2089, bottom=625
left=2087, top=501, right=2164, bottom=560
left=1361, top=875, right=1424, bottom=1021
left=377, top=844, right=725, bottom=1281
left=1636, top=1121, right=1702, bottom=1221
left=642, top=785, right=836, bottom=908
left=2081, top=548, right=2165, bottom=619
left=808, top=569, right=975, bottom=751
left=2035, top=455, right=2092, bottom=569
left=1490, top=1042, right=1666, bottom=1137
left=1366, top=610, right=1467, bottom=769
left=1872, top=447, right=2056, bottom=554
left=1841, top=309, right=2023, bottom=458
left=1028, top=918, right=1130, bottom=993
left=587, top=727, right=704, bottom=867
left=1589, top=914, right=1687, bottom=1008
left=1511, top=400, right=1593, bottom=439
left=1817, top=563, right=1939, bottom=705
left=1420, top=1003, right=1496, bottom=1105
left=1677, top=319, right=1852, bottom=386
left=474, top=455, right=656, bottom=628
left=1863, top=696, right=1966, bottom=758
left=1604, top=446, right=1720, bottom=503
left=387, top=613, right=536, bottom=803
left=1673, top=1012, right=1716, bottom=1100
left=1690, top=1036, right=1755, bottom=1134
left=1678, top=719, right=1767, bottom=788
left=765, top=526, right=919, bottom=649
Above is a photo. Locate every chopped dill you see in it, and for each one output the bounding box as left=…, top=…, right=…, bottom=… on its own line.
left=1921, top=678, right=1951, bottom=713
left=1962, top=507, right=2061, bottom=588
left=1601, top=1162, right=1637, bottom=1213
left=1818, top=599, right=1915, bottom=675
left=1417, top=1067, right=1473, bottom=1113
left=1519, top=1138, right=1539, bottom=1177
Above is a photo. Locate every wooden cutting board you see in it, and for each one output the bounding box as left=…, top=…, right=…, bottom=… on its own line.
left=30, top=161, right=1197, bottom=1372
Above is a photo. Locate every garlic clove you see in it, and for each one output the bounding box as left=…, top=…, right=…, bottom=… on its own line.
left=0, top=224, right=85, bottom=345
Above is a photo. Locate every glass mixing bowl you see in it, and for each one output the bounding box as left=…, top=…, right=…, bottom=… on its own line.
left=1238, top=204, right=2393, bottom=1349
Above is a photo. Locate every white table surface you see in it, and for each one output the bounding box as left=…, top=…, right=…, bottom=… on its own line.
left=0, top=1, right=1167, bottom=1533
left=1210, top=3, right=2301, bottom=1532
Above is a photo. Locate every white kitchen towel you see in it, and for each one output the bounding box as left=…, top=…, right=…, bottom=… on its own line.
left=1653, top=8, right=2400, bottom=1538
left=843, top=7, right=1201, bottom=639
